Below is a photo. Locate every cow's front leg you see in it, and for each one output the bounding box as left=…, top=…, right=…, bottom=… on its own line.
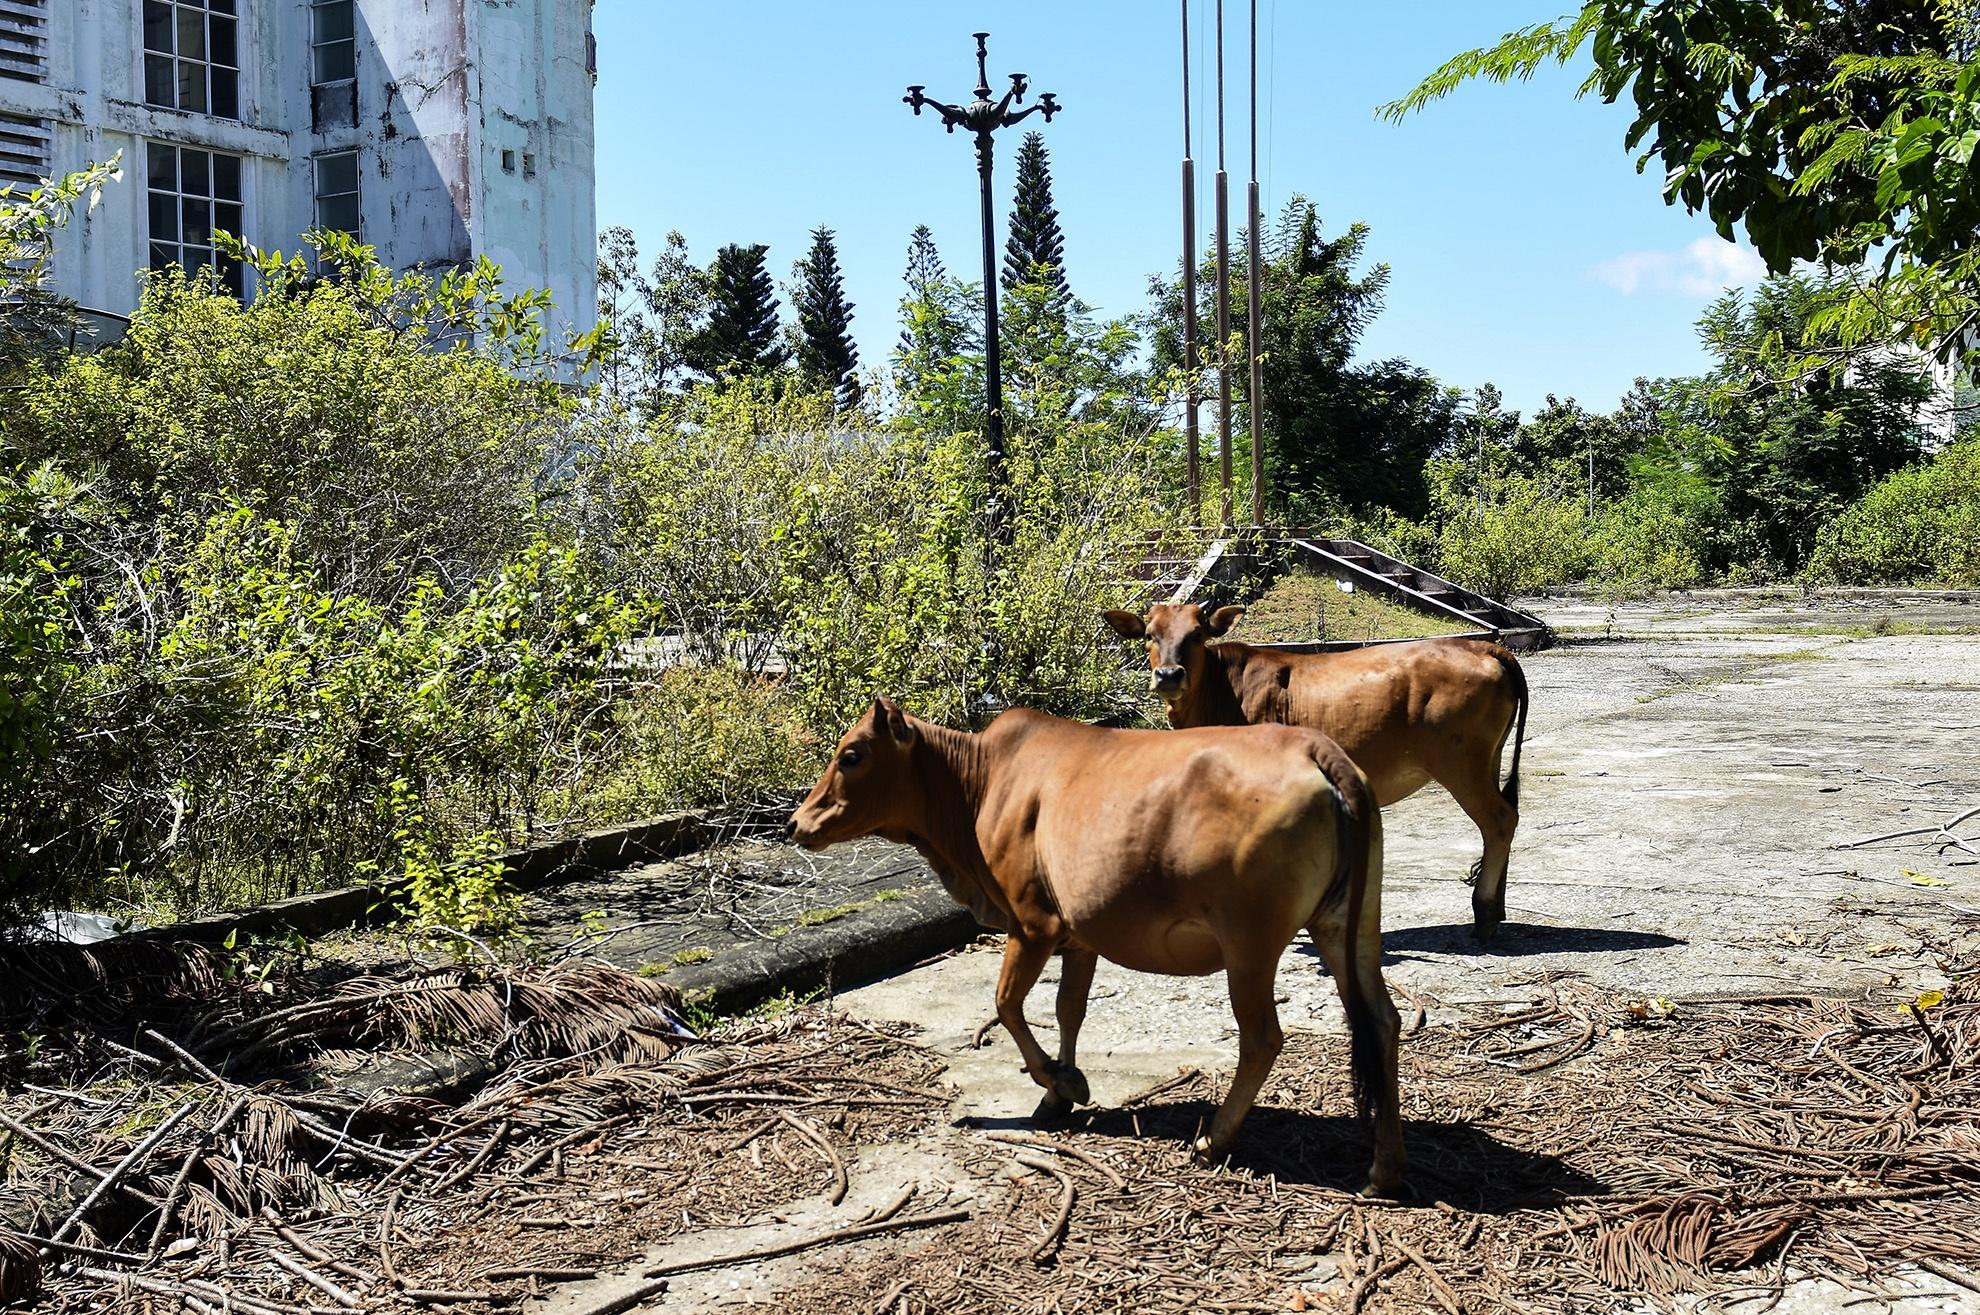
left=996, top=933, right=1082, bottom=1117
left=1035, top=946, right=1098, bottom=1119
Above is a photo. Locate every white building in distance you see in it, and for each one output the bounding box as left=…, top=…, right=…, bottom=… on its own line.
left=0, top=0, right=598, bottom=343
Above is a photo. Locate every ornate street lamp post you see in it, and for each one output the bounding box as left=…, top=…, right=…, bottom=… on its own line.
left=905, top=32, right=1061, bottom=548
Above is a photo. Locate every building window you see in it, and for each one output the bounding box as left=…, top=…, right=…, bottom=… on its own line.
left=0, top=111, right=51, bottom=191
left=313, top=150, right=359, bottom=236
left=0, top=0, right=51, bottom=85
left=147, top=141, right=245, bottom=297
left=311, top=0, right=354, bottom=84
left=143, top=0, right=240, bottom=119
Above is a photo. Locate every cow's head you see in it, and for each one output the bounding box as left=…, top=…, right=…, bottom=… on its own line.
left=1101, top=602, right=1244, bottom=702
left=786, top=697, right=920, bottom=850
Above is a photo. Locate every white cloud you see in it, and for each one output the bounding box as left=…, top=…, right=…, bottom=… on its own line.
left=1588, top=237, right=1769, bottom=296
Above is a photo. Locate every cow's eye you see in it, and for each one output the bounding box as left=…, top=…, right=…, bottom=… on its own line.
left=838, top=747, right=863, bottom=769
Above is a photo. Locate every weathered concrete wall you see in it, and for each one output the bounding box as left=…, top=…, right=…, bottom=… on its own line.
left=467, top=0, right=598, bottom=345
left=12, top=0, right=597, bottom=350
left=360, top=0, right=475, bottom=275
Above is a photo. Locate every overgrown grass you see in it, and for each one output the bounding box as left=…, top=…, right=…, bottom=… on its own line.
left=1233, top=567, right=1477, bottom=644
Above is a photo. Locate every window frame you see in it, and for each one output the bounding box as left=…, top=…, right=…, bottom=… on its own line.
left=312, top=148, right=360, bottom=238
left=310, top=0, right=355, bottom=86
left=142, top=0, right=242, bottom=120
left=145, top=139, right=247, bottom=298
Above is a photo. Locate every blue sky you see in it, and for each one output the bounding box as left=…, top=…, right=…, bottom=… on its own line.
left=592, top=2, right=1766, bottom=417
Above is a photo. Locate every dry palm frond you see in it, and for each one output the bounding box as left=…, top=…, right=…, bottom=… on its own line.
left=504, top=963, right=685, bottom=1063
left=0, top=1230, right=40, bottom=1306
left=0, top=940, right=224, bottom=1029
left=238, top=1094, right=304, bottom=1170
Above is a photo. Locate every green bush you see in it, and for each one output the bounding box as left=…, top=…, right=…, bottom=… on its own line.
left=1590, top=485, right=1709, bottom=596
left=597, top=307, right=1167, bottom=738
left=1805, top=440, right=1980, bottom=586
left=2, top=170, right=1185, bottom=928
left=0, top=236, right=634, bottom=928
left=564, top=666, right=814, bottom=821
left=1426, top=462, right=1593, bottom=599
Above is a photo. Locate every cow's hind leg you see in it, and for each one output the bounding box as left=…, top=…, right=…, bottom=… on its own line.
left=995, top=934, right=1085, bottom=1117
left=1036, top=947, right=1098, bottom=1119
left=1444, top=759, right=1518, bottom=941
left=1307, top=914, right=1405, bottom=1197
left=1193, top=945, right=1284, bottom=1164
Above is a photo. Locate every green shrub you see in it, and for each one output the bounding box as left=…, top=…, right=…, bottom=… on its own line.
left=1591, top=486, right=1709, bottom=596
left=1427, top=462, right=1594, bottom=599
left=1805, top=440, right=1980, bottom=586
left=0, top=237, right=635, bottom=927
left=1, top=217, right=1179, bottom=927
left=565, top=666, right=813, bottom=820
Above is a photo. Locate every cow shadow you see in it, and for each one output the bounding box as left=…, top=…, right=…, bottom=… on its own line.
left=1380, top=922, right=1685, bottom=961
left=971, top=1099, right=1609, bottom=1213
left=1284, top=923, right=1683, bottom=967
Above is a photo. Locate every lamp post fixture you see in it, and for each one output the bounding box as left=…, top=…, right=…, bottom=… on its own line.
left=905, top=32, right=1060, bottom=548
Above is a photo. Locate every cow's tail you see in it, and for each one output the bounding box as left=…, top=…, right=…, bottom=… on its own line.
left=1324, top=758, right=1385, bottom=1126
left=1493, top=648, right=1529, bottom=812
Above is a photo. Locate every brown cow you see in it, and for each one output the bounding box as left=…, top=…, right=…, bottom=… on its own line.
left=786, top=697, right=1406, bottom=1196
left=1103, top=602, right=1529, bottom=939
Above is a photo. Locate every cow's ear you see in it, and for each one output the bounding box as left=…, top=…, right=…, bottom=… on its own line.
left=1206, top=605, right=1245, bottom=637
left=876, top=695, right=916, bottom=745
left=1101, top=609, right=1146, bottom=639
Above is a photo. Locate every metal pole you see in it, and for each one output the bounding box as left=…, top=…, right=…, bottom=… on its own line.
left=977, top=125, right=1006, bottom=545
left=1214, top=0, right=1232, bottom=528
left=1587, top=433, right=1596, bottom=517
left=903, top=34, right=1060, bottom=553
left=1181, top=0, right=1200, bottom=527
left=1246, top=0, right=1263, bottom=528
left=1476, top=410, right=1485, bottom=518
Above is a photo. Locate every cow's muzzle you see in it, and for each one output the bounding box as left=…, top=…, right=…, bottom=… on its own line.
left=1150, top=665, right=1187, bottom=696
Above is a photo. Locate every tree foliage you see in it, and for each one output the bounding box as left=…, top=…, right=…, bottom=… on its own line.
left=1150, top=198, right=1458, bottom=518
left=1, top=155, right=123, bottom=377
left=596, top=225, right=709, bottom=412
left=692, top=242, right=786, bottom=377
left=1385, top=1, right=1980, bottom=371
left=1003, top=132, right=1070, bottom=296
left=895, top=225, right=977, bottom=401
left=793, top=225, right=862, bottom=410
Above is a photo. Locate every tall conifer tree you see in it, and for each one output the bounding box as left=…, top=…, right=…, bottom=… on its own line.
left=894, top=225, right=977, bottom=397
left=1001, top=132, right=1069, bottom=295
left=793, top=226, right=861, bottom=409
left=693, top=243, right=786, bottom=377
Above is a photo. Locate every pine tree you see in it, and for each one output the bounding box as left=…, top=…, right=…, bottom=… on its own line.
left=894, top=225, right=978, bottom=399
left=898, top=224, right=947, bottom=360
left=1002, top=132, right=1068, bottom=295
left=793, top=226, right=861, bottom=409
left=692, top=243, right=787, bottom=377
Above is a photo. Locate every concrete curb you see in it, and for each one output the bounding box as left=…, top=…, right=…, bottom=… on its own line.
left=128, top=811, right=715, bottom=945
left=665, top=884, right=984, bottom=1017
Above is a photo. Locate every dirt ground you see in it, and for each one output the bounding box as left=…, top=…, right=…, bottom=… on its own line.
left=530, top=592, right=1979, bottom=1315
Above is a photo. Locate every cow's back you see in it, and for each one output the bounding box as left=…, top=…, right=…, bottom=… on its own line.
left=1220, top=638, right=1516, bottom=805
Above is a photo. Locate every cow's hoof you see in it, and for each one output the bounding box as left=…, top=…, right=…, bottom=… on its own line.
left=1471, top=917, right=1501, bottom=944
left=1190, top=1135, right=1227, bottom=1167
left=1359, top=1174, right=1403, bottom=1200
left=1032, top=1090, right=1074, bottom=1124
left=1049, top=1063, right=1090, bottom=1107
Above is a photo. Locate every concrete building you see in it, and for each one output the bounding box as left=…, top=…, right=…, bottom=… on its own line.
left=0, top=0, right=599, bottom=343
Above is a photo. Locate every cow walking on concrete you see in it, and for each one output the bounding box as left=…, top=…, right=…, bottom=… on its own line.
left=786, top=697, right=1406, bottom=1197
left=1104, top=603, right=1529, bottom=939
